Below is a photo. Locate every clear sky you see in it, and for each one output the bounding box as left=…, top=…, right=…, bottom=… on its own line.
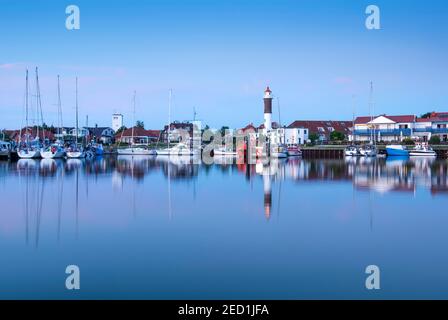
left=1, top=0, right=448, bottom=130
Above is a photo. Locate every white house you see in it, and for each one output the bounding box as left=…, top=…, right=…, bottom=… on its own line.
left=353, top=115, right=416, bottom=142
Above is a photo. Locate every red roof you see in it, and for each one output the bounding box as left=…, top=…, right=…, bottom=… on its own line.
left=417, top=112, right=448, bottom=123
left=116, top=127, right=161, bottom=139
left=11, top=127, right=55, bottom=142
left=264, top=86, right=272, bottom=93
left=354, top=115, right=415, bottom=124
left=288, top=120, right=352, bottom=135
left=238, top=123, right=257, bottom=133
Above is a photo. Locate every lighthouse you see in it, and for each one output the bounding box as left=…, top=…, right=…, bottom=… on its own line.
left=263, top=86, right=273, bottom=132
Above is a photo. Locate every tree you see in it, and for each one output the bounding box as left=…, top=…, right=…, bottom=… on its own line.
left=420, top=112, right=434, bottom=119
left=429, top=135, right=441, bottom=145
left=136, top=121, right=144, bottom=129
left=330, top=131, right=345, bottom=141
left=402, top=138, right=415, bottom=145
left=308, top=133, right=319, bottom=143
left=115, top=126, right=127, bottom=135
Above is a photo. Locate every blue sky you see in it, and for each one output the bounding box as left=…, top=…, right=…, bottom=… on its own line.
left=1, top=0, right=448, bottom=130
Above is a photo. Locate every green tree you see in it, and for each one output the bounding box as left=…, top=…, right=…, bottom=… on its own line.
left=402, top=138, right=415, bottom=145
left=429, top=135, right=441, bottom=145
left=330, top=131, right=345, bottom=141
left=420, top=112, right=434, bottom=119
left=136, top=121, right=144, bottom=129
left=308, top=133, right=319, bottom=143
left=115, top=126, right=127, bottom=134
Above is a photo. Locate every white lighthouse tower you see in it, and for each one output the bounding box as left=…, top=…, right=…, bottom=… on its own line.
left=263, top=86, right=273, bottom=133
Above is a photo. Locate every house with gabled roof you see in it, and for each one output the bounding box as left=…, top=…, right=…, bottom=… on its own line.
left=354, top=114, right=416, bottom=142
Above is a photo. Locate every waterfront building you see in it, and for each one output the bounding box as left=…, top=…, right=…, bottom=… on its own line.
left=353, top=115, right=416, bottom=142
left=353, top=113, right=448, bottom=142
left=287, top=120, right=352, bottom=142
left=115, top=127, right=161, bottom=144
left=415, top=112, right=448, bottom=142
left=112, top=113, right=124, bottom=132
left=69, top=126, right=115, bottom=144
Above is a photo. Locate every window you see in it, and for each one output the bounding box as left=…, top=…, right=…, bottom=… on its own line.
left=327, top=127, right=335, bottom=132
left=304, top=129, right=307, bottom=134
left=318, top=127, right=325, bottom=133
left=399, top=124, right=409, bottom=129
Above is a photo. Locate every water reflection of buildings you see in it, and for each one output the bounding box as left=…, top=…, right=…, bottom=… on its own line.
left=2, top=155, right=448, bottom=232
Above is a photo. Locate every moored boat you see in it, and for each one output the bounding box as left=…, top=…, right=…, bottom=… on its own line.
left=271, top=145, right=288, bottom=158
left=118, top=146, right=156, bottom=155
left=386, top=145, right=409, bottom=157
left=41, top=144, right=65, bottom=159
left=359, top=144, right=377, bottom=157
left=286, top=144, right=302, bottom=157
left=409, top=143, right=437, bottom=157
left=345, top=145, right=359, bottom=157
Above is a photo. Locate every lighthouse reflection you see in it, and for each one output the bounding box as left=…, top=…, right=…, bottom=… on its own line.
left=2, top=155, right=447, bottom=243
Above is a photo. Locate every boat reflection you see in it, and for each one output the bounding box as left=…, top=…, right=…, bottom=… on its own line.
left=6, top=156, right=448, bottom=195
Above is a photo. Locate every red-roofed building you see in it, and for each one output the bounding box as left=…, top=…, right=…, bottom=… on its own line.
left=288, top=120, right=352, bottom=142
left=115, top=127, right=161, bottom=144
left=353, top=114, right=416, bottom=142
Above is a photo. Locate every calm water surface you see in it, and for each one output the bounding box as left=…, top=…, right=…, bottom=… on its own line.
left=0, top=156, right=448, bottom=299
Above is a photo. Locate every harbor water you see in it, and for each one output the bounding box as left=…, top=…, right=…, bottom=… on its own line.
left=0, top=156, right=447, bottom=299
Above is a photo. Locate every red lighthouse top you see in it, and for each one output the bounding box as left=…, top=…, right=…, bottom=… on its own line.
left=264, top=86, right=272, bottom=93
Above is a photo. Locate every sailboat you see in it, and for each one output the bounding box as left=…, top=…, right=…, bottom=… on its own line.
left=117, top=91, right=156, bottom=156
left=18, top=69, right=41, bottom=159
left=66, top=77, right=86, bottom=158
left=359, top=82, right=377, bottom=157
left=156, top=89, right=198, bottom=156
left=270, top=97, right=288, bottom=159
left=42, top=75, right=65, bottom=159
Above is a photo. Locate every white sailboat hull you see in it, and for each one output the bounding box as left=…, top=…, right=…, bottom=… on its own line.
left=156, top=147, right=199, bottom=156
left=117, top=148, right=156, bottom=155
left=66, top=151, right=86, bottom=158
left=41, top=150, right=65, bottom=159
left=18, top=149, right=41, bottom=159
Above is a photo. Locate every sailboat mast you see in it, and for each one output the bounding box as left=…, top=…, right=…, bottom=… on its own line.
left=25, top=69, right=29, bottom=145
left=75, top=77, right=79, bottom=145
left=369, top=81, right=375, bottom=144
left=57, top=75, right=62, bottom=139
left=352, top=94, right=356, bottom=143
left=35, top=67, right=45, bottom=142
left=131, top=91, right=136, bottom=146
left=168, top=89, right=172, bottom=148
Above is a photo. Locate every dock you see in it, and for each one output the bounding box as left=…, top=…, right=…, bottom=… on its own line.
left=302, top=145, right=448, bottom=159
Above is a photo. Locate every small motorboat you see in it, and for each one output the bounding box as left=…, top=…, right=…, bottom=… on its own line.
left=345, top=145, right=359, bottom=157
left=386, top=145, right=409, bottom=157
left=287, top=144, right=302, bottom=157
left=409, top=143, right=437, bottom=157
left=41, top=144, right=66, bottom=159
left=271, top=145, right=288, bottom=158
left=0, top=141, right=12, bottom=158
